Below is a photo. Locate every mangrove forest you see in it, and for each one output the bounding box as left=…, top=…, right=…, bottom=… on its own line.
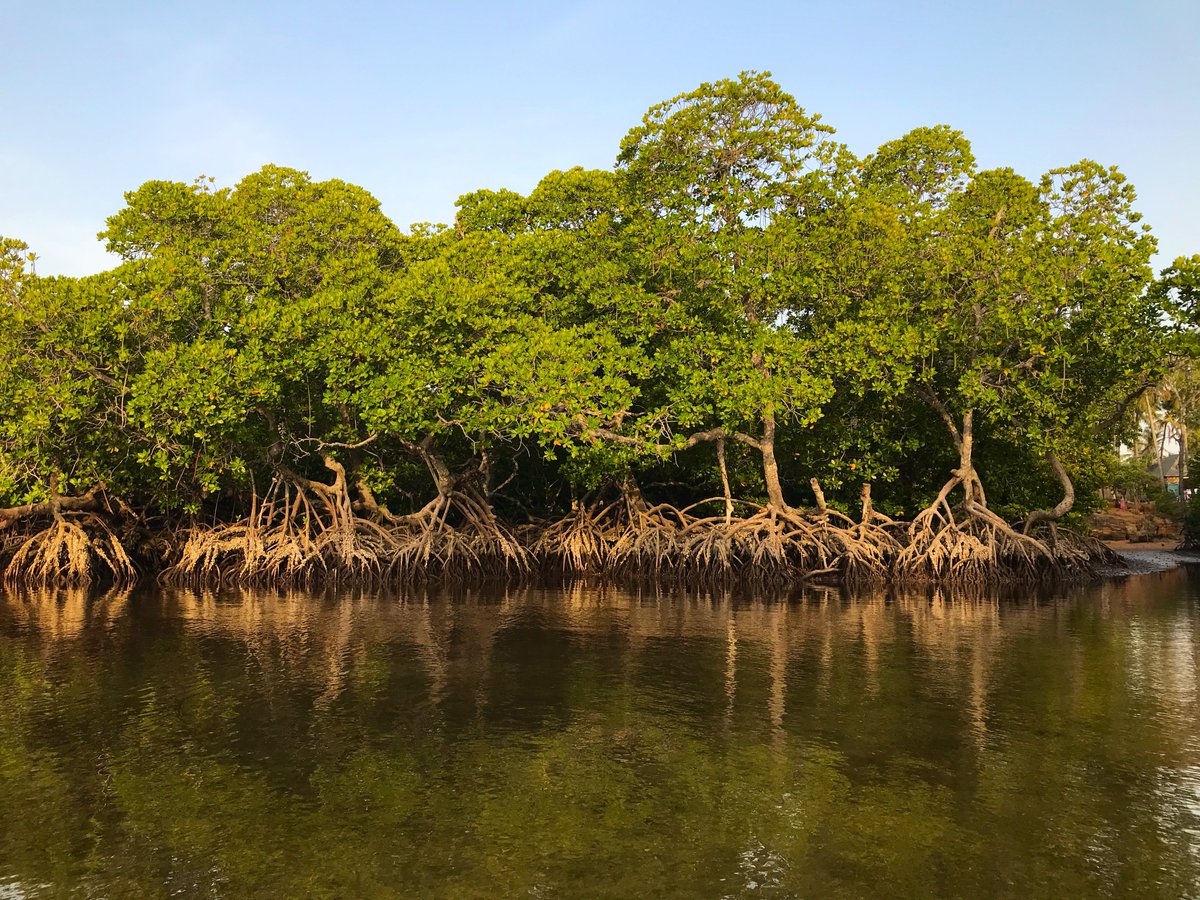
left=2, top=71, right=1198, bottom=587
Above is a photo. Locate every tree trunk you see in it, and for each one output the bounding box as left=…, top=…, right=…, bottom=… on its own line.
left=918, top=388, right=984, bottom=513
left=1159, top=425, right=1170, bottom=487
left=809, top=478, right=828, bottom=517
left=396, top=436, right=454, bottom=501
left=716, top=438, right=733, bottom=524
left=619, top=472, right=649, bottom=516
left=961, top=410, right=974, bottom=480
left=956, top=410, right=981, bottom=504
left=926, top=409, right=987, bottom=519
left=0, top=482, right=104, bottom=528
left=1181, top=423, right=1189, bottom=498
left=1146, top=397, right=1166, bottom=489
left=761, top=406, right=787, bottom=511
left=860, top=483, right=874, bottom=524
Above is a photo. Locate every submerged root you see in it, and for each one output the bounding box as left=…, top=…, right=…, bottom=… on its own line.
left=3, top=516, right=136, bottom=587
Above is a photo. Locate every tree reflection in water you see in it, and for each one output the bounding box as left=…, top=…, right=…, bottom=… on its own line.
left=0, top=573, right=1197, bottom=897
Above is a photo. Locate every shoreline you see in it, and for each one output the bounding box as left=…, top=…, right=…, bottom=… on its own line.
left=1103, top=541, right=1200, bottom=577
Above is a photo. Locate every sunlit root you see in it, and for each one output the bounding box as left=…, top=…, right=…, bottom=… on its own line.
left=606, top=495, right=846, bottom=583
left=3, top=515, right=136, bottom=587
left=894, top=487, right=1070, bottom=582
left=532, top=500, right=616, bottom=574
left=27, top=462, right=1120, bottom=589
left=608, top=497, right=691, bottom=578
left=162, top=473, right=396, bottom=586
left=534, top=481, right=908, bottom=583
left=389, top=486, right=529, bottom=581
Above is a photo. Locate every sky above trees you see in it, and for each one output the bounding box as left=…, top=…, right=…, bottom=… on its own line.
left=2, top=0, right=1196, bottom=276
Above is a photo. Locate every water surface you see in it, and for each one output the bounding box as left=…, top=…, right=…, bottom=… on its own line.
left=1, top=573, right=1198, bottom=898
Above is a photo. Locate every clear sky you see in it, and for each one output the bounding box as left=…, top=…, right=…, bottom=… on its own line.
left=2, top=0, right=1196, bottom=276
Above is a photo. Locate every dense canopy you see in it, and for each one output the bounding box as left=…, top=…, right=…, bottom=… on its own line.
left=0, top=73, right=1186, bottom=586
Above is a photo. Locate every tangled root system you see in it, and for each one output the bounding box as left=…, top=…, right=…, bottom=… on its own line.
left=163, top=474, right=529, bottom=586
left=3, top=516, right=136, bottom=587
left=534, top=494, right=923, bottom=586
left=2, top=478, right=1119, bottom=590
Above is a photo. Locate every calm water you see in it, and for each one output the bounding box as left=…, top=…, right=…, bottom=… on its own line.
left=1, top=573, right=1198, bottom=899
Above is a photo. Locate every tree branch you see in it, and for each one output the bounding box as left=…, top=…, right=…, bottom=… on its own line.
left=297, top=433, right=379, bottom=451
left=580, top=423, right=763, bottom=453
left=1023, top=451, right=1075, bottom=532
left=0, top=484, right=105, bottom=526
left=915, top=384, right=963, bottom=450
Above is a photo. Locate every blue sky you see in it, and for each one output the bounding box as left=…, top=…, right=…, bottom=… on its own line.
left=2, top=0, right=1196, bottom=276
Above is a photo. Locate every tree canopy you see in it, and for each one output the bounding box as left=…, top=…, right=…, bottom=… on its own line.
left=0, top=72, right=1183, bottom=585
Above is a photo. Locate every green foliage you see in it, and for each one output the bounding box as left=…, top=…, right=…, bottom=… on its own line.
left=0, top=74, right=1187, bottom=535
left=0, top=270, right=134, bottom=502
left=1153, top=253, right=1200, bottom=325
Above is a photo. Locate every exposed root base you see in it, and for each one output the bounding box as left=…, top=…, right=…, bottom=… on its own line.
left=895, top=506, right=1115, bottom=584
left=161, top=478, right=529, bottom=586
left=0, top=493, right=1119, bottom=589
left=2, top=516, right=136, bottom=587
left=537, top=496, right=925, bottom=585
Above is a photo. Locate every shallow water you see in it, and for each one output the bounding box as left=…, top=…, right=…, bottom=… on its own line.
left=1, top=572, right=1198, bottom=898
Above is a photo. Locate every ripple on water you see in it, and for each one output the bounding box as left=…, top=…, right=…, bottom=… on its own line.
left=0, top=576, right=1198, bottom=897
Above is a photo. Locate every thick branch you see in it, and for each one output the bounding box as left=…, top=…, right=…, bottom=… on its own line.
left=1092, top=381, right=1155, bottom=438
left=0, top=484, right=104, bottom=526
left=18, top=308, right=123, bottom=389
left=299, top=433, right=379, bottom=451
left=395, top=435, right=451, bottom=491
left=581, top=424, right=762, bottom=453
left=1023, top=452, right=1075, bottom=532
left=716, top=438, right=733, bottom=524
left=810, top=478, right=828, bottom=516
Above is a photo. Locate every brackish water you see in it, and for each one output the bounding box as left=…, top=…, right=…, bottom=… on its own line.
left=1, top=572, right=1198, bottom=899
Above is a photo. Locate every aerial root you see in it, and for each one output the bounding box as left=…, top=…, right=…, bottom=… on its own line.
left=3, top=515, right=136, bottom=587
left=162, top=477, right=394, bottom=586
left=10, top=481, right=1120, bottom=588
left=388, top=489, right=529, bottom=580
left=530, top=497, right=902, bottom=584
left=892, top=498, right=1100, bottom=583
left=162, top=477, right=530, bottom=586
left=527, top=495, right=1113, bottom=584
left=532, top=501, right=616, bottom=574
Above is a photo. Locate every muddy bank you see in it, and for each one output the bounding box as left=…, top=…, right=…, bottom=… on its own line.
left=1102, top=545, right=1200, bottom=577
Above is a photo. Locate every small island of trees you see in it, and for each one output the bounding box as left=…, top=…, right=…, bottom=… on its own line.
left=2, top=72, right=1197, bottom=587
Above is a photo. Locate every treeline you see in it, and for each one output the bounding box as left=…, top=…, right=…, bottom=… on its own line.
left=2, top=72, right=1197, bottom=586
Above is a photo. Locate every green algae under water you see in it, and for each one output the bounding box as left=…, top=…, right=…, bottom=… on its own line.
left=1, top=571, right=1198, bottom=899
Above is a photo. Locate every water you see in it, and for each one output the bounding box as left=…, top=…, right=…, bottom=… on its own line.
left=1, top=572, right=1198, bottom=899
